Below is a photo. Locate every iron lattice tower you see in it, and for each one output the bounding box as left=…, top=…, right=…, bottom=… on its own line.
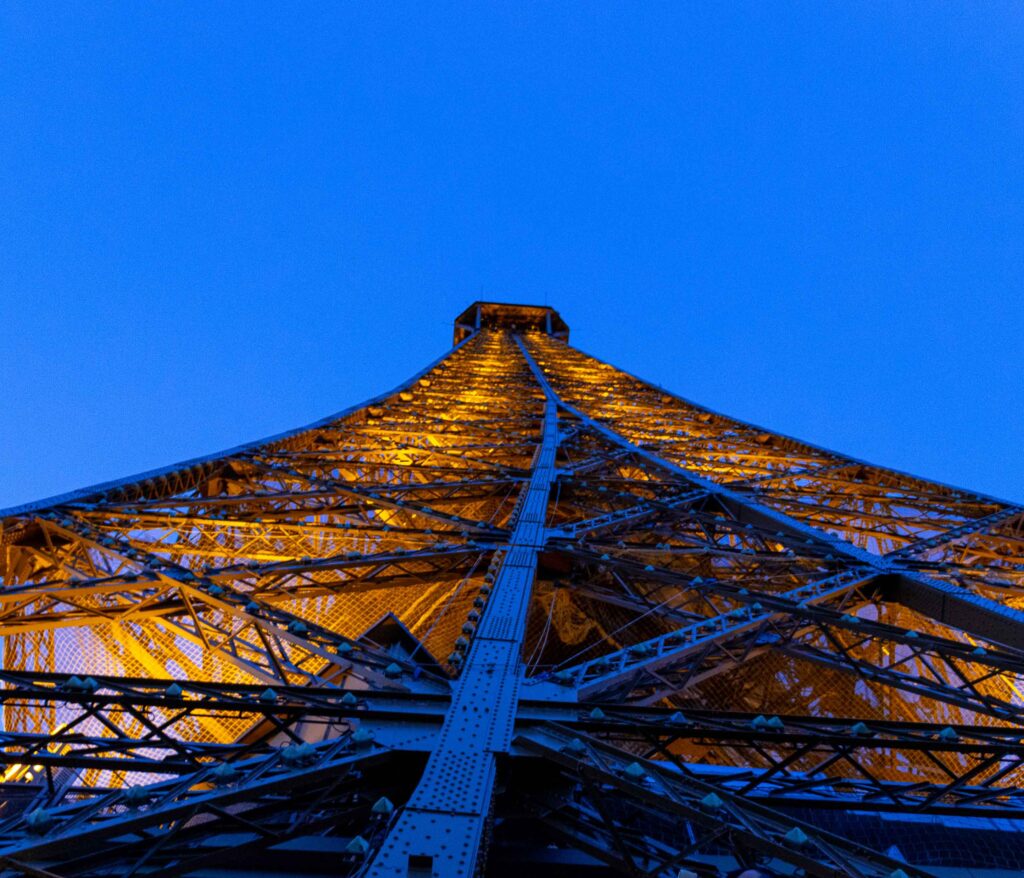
left=1, top=302, right=1023, bottom=878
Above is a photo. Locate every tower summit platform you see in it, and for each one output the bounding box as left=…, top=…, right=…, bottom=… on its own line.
left=453, top=300, right=569, bottom=343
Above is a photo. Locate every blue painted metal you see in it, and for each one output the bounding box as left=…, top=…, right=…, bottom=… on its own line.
left=366, top=348, right=560, bottom=878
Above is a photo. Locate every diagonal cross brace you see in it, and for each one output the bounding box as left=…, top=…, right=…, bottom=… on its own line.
left=535, top=383, right=1024, bottom=651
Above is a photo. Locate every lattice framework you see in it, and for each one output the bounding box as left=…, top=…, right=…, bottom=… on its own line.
left=0, top=301, right=1022, bottom=877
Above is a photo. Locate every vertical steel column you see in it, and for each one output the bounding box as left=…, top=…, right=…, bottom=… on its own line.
left=366, top=336, right=558, bottom=878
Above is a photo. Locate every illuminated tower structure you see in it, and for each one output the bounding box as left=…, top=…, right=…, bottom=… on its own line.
left=1, top=301, right=1023, bottom=878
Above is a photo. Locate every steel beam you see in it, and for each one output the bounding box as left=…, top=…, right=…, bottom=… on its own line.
left=365, top=338, right=558, bottom=878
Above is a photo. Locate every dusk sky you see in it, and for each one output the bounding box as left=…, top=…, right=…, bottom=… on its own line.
left=2, top=4, right=1022, bottom=508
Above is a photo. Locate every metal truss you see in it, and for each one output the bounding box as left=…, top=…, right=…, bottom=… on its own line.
left=514, top=723, right=934, bottom=878
left=519, top=703, right=1024, bottom=818
left=0, top=731, right=403, bottom=878
left=1, top=302, right=1022, bottom=877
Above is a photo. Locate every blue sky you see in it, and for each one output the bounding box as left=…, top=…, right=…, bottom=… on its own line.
left=1, top=3, right=1022, bottom=508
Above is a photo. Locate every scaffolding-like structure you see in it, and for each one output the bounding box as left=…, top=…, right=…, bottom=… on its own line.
left=1, top=302, right=1023, bottom=877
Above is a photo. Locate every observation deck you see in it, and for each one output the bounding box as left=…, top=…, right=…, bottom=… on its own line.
left=453, top=301, right=569, bottom=343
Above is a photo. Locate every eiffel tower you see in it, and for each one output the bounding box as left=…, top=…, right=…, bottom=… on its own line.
left=0, top=301, right=1022, bottom=878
